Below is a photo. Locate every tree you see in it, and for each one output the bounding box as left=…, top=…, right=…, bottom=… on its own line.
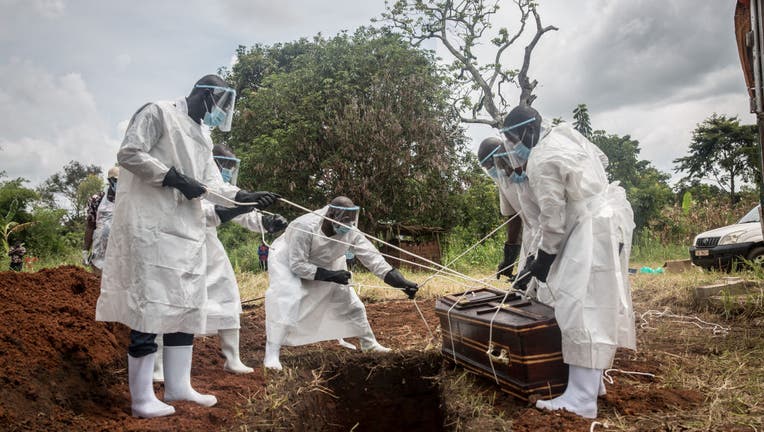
left=223, top=28, right=470, bottom=231
left=381, top=0, right=557, bottom=126
left=673, top=114, right=758, bottom=206
left=572, top=103, right=592, bottom=138
left=0, top=177, right=38, bottom=254
left=38, top=161, right=102, bottom=221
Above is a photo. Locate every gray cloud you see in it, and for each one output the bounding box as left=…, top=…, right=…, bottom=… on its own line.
left=0, top=59, right=119, bottom=185
left=0, top=0, right=755, bottom=189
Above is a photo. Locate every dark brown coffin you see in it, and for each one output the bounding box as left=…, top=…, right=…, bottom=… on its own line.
left=435, top=287, right=568, bottom=401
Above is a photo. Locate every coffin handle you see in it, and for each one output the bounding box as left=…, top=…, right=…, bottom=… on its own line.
left=486, top=343, right=511, bottom=365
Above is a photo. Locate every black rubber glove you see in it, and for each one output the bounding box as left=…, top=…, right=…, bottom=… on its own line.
left=262, top=214, right=288, bottom=233
left=314, top=267, right=352, bottom=285
left=497, top=243, right=522, bottom=280
left=384, top=268, right=419, bottom=299
left=215, top=205, right=254, bottom=224
left=162, top=166, right=206, bottom=199
left=235, top=190, right=280, bottom=210
left=514, top=249, right=557, bottom=291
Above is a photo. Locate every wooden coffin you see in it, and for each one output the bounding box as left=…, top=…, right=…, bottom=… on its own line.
left=435, top=288, right=568, bottom=401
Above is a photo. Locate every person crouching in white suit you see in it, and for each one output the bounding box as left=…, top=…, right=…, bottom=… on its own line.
left=263, top=196, right=419, bottom=370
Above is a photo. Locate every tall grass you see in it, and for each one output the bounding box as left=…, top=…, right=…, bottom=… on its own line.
left=441, top=226, right=504, bottom=274
left=630, top=229, right=690, bottom=267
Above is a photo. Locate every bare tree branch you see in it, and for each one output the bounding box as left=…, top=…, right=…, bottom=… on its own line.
left=382, top=0, right=557, bottom=129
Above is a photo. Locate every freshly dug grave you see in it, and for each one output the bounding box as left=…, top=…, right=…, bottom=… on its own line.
left=0, top=267, right=716, bottom=431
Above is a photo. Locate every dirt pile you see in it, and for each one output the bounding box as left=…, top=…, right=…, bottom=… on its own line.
left=0, top=266, right=129, bottom=430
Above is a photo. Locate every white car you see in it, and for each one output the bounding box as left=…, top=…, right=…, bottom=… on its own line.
left=690, top=205, right=764, bottom=270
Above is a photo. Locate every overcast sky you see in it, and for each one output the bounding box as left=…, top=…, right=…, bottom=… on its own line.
left=0, top=0, right=750, bottom=188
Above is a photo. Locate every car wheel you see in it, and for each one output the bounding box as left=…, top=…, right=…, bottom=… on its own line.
left=746, top=246, right=764, bottom=267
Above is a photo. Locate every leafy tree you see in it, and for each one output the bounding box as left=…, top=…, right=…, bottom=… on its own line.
left=38, top=161, right=102, bottom=221
left=77, top=174, right=105, bottom=210
left=24, top=206, right=70, bottom=258
left=223, top=28, right=470, bottom=231
left=0, top=177, right=38, bottom=226
left=572, top=103, right=592, bottom=138
left=1, top=178, right=38, bottom=254
left=673, top=114, right=758, bottom=206
left=381, top=0, right=557, bottom=126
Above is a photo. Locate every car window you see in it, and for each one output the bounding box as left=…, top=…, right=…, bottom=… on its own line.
left=738, top=206, right=760, bottom=224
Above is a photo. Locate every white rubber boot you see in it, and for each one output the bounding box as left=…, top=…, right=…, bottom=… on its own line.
left=128, top=353, right=175, bottom=418
left=153, top=336, right=164, bottom=383
left=536, top=365, right=601, bottom=419
left=337, top=338, right=357, bottom=350
left=219, top=329, right=254, bottom=374
left=162, top=345, right=217, bottom=407
left=599, top=375, right=607, bottom=397
left=359, top=331, right=391, bottom=353
left=264, top=342, right=283, bottom=370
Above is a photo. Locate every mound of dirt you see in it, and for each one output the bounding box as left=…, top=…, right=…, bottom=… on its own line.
left=0, top=266, right=129, bottom=430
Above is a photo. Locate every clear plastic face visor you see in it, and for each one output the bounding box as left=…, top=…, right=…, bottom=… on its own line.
left=479, top=145, right=501, bottom=180
left=327, top=204, right=360, bottom=235
left=195, top=84, right=237, bottom=132
left=494, top=150, right=525, bottom=175
left=213, top=155, right=241, bottom=185
left=500, top=116, right=536, bottom=146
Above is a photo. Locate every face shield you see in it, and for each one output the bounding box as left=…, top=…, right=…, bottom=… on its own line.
left=326, top=204, right=360, bottom=235
left=479, top=144, right=502, bottom=180
left=501, top=117, right=537, bottom=158
left=494, top=150, right=528, bottom=186
left=213, top=155, right=241, bottom=185
left=195, top=84, right=237, bottom=132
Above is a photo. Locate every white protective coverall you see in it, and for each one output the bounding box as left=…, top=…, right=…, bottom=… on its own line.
left=201, top=202, right=269, bottom=333
left=265, top=206, right=392, bottom=346
left=524, top=123, right=636, bottom=370
left=96, top=99, right=239, bottom=335
left=89, top=192, right=114, bottom=271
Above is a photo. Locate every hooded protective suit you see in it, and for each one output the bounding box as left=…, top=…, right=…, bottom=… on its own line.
left=524, top=123, right=636, bottom=370
left=265, top=206, right=392, bottom=346
left=96, top=99, right=239, bottom=334
left=89, top=192, right=114, bottom=271
left=202, top=202, right=270, bottom=333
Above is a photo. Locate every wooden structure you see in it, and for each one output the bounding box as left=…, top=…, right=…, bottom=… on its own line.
left=435, top=288, right=568, bottom=401
left=377, top=223, right=444, bottom=271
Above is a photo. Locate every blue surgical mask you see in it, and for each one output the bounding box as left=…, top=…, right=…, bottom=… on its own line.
left=220, top=168, right=233, bottom=183
left=510, top=171, right=528, bottom=184
left=203, top=105, right=227, bottom=128
left=513, top=143, right=531, bottom=161
left=333, top=223, right=352, bottom=235
left=486, top=166, right=498, bottom=180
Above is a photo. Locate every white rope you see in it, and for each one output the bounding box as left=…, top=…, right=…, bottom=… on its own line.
left=348, top=281, right=435, bottom=342
left=590, top=421, right=609, bottom=432
left=287, top=226, right=473, bottom=285
left=485, top=273, right=529, bottom=384
left=277, top=197, right=493, bottom=287
left=203, top=189, right=276, bottom=249
left=639, top=309, right=730, bottom=337
left=603, top=368, right=656, bottom=384
left=419, top=213, right=519, bottom=287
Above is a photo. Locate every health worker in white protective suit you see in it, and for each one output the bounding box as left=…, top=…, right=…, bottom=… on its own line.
left=96, top=74, right=280, bottom=419
left=503, top=105, right=636, bottom=419
left=153, top=144, right=289, bottom=381
left=83, top=165, right=120, bottom=275
left=263, top=196, right=419, bottom=370
left=477, top=137, right=528, bottom=281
